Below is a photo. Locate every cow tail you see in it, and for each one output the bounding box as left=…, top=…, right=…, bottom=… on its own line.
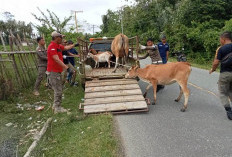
left=121, top=34, right=126, bottom=57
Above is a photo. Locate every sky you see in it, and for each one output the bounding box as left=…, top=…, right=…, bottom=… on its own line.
left=0, top=0, right=134, bottom=34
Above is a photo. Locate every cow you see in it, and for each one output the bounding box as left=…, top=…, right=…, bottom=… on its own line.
left=125, top=62, right=191, bottom=112
left=111, top=33, right=129, bottom=73
left=88, top=51, right=112, bottom=68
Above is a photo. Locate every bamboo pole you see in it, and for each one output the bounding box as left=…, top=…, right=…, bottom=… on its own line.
left=23, top=118, right=52, bottom=157
left=0, top=31, right=11, bottom=78
left=8, top=35, right=24, bottom=87
left=17, top=34, right=36, bottom=76
left=11, top=33, right=32, bottom=83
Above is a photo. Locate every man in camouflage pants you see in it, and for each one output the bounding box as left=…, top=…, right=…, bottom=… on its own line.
left=33, top=37, right=47, bottom=96
left=139, top=38, right=164, bottom=93
left=47, top=31, right=76, bottom=113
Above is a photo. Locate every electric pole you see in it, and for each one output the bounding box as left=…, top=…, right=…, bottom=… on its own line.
left=71, top=10, right=83, bottom=33
left=91, top=25, right=96, bottom=35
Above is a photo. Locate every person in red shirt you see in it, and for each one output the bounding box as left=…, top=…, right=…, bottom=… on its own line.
left=47, top=31, right=75, bottom=113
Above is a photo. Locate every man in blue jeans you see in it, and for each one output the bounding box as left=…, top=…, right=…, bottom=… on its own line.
left=158, top=35, right=169, bottom=64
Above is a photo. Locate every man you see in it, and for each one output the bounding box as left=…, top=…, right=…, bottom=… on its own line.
left=47, top=31, right=76, bottom=113
left=33, top=37, right=47, bottom=96
left=157, top=35, right=169, bottom=64
left=209, top=31, right=232, bottom=120
left=139, top=38, right=164, bottom=93
left=139, top=38, right=162, bottom=64
left=61, top=40, right=79, bottom=86
left=67, top=40, right=79, bottom=85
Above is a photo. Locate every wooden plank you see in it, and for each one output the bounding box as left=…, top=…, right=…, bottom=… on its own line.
left=85, top=84, right=140, bottom=93
left=84, top=95, right=145, bottom=105
left=87, top=78, right=134, bottom=83
left=84, top=101, right=148, bottom=114
left=86, top=80, right=137, bottom=87
left=84, top=89, right=143, bottom=99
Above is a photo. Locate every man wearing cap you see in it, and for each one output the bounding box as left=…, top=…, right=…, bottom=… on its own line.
left=157, top=35, right=169, bottom=64
left=47, top=31, right=76, bottom=113
left=33, top=37, right=47, bottom=96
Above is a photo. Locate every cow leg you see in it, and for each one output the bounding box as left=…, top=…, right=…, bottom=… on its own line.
left=108, top=59, right=110, bottom=68
left=178, top=81, right=190, bottom=112
left=151, top=80, right=158, bottom=105
left=143, top=83, right=152, bottom=98
left=94, top=61, right=97, bottom=68
left=112, top=57, right=119, bottom=73
left=175, top=85, right=183, bottom=102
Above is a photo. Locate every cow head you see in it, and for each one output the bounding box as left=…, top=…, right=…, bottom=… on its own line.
left=125, top=65, right=139, bottom=78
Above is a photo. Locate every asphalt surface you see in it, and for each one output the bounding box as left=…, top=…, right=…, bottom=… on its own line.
left=115, top=58, right=232, bottom=157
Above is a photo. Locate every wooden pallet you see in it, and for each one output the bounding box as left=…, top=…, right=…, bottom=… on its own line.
left=85, top=67, right=127, bottom=79
left=81, top=79, right=149, bottom=114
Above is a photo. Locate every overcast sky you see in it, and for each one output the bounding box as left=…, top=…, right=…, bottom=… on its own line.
left=0, top=0, right=134, bottom=34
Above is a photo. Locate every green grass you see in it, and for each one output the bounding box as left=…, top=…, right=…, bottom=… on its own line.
left=168, top=57, right=218, bottom=71
left=0, top=79, right=118, bottom=157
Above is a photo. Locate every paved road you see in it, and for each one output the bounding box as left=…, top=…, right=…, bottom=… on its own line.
left=115, top=58, right=232, bottom=157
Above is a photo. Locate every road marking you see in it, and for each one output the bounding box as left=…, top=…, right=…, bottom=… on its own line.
left=188, top=82, right=219, bottom=98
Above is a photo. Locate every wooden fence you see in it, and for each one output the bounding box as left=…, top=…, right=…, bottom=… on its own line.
left=0, top=31, right=38, bottom=100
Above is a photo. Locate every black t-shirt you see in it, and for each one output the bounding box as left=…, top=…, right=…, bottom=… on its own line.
left=62, top=51, right=69, bottom=64
left=217, top=43, right=232, bottom=73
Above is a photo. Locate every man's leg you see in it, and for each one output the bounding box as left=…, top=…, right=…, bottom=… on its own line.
left=61, top=66, right=68, bottom=85
left=68, top=63, right=77, bottom=86
left=49, top=72, right=66, bottom=113
left=33, top=66, right=46, bottom=95
left=162, top=57, right=167, bottom=64
left=218, top=72, right=232, bottom=120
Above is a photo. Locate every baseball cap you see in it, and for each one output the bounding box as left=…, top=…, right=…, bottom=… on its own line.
left=51, top=31, right=64, bottom=37
left=67, top=40, right=73, bottom=44
left=161, top=35, right=166, bottom=39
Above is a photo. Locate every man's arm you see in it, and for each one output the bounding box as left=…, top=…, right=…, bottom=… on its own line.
left=138, top=52, right=149, bottom=60
left=67, top=52, right=79, bottom=57
left=209, top=59, right=220, bottom=74
left=166, top=51, right=169, bottom=61
left=52, top=55, right=68, bottom=70
left=37, top=51, right=47, bottom=61
left=63, top=44, right=75, bottom=51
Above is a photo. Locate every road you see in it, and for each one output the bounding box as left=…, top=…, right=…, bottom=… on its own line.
left=115, top=58, right=232, bottom=157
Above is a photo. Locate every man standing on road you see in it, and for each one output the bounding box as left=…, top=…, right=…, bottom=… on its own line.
left=210, top=31, right=232, bottom=120
left=47, top=31, right=75, bottom=113
left=139, top=38, right=162, bottom=64
left=33, top=37, right=47, bottom=96
left=157, top=35, right=169, bottom=64
left=139, top=38, right=164, bottom=92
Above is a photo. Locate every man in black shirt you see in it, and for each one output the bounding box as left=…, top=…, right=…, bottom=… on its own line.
left=210, top=31, right=232, bottom=120
left=62, top=40, right=79, bottom=85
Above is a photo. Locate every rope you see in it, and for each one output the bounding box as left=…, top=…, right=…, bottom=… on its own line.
left=108, top=60, right=132, bottom=68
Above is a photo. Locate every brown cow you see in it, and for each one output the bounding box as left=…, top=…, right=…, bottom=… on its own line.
left=111, top=33, right=129, bottom=73
left=125, top=62, right=191, bottom=112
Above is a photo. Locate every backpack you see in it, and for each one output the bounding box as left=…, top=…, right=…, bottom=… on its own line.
left=221, top=52, right=232, bottom=67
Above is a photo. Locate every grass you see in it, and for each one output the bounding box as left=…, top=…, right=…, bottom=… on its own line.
left=0, top=78, right=119, bottom=157
left=168, top=57, right=218, bottom=71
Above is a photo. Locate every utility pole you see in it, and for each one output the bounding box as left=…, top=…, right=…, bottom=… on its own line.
left=71, top=10, right=83, bottom=33
left=118, top=6, right=125, bottom=34
left=91, top=25, right=96, bottom=35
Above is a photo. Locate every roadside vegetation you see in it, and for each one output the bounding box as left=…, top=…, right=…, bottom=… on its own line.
left=0, top=77, right=118, bottom=157
left=98, top=0, right=232, bottom=65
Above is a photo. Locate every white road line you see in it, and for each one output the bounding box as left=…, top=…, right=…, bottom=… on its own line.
left=188, top=82, right=219, bottom=98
